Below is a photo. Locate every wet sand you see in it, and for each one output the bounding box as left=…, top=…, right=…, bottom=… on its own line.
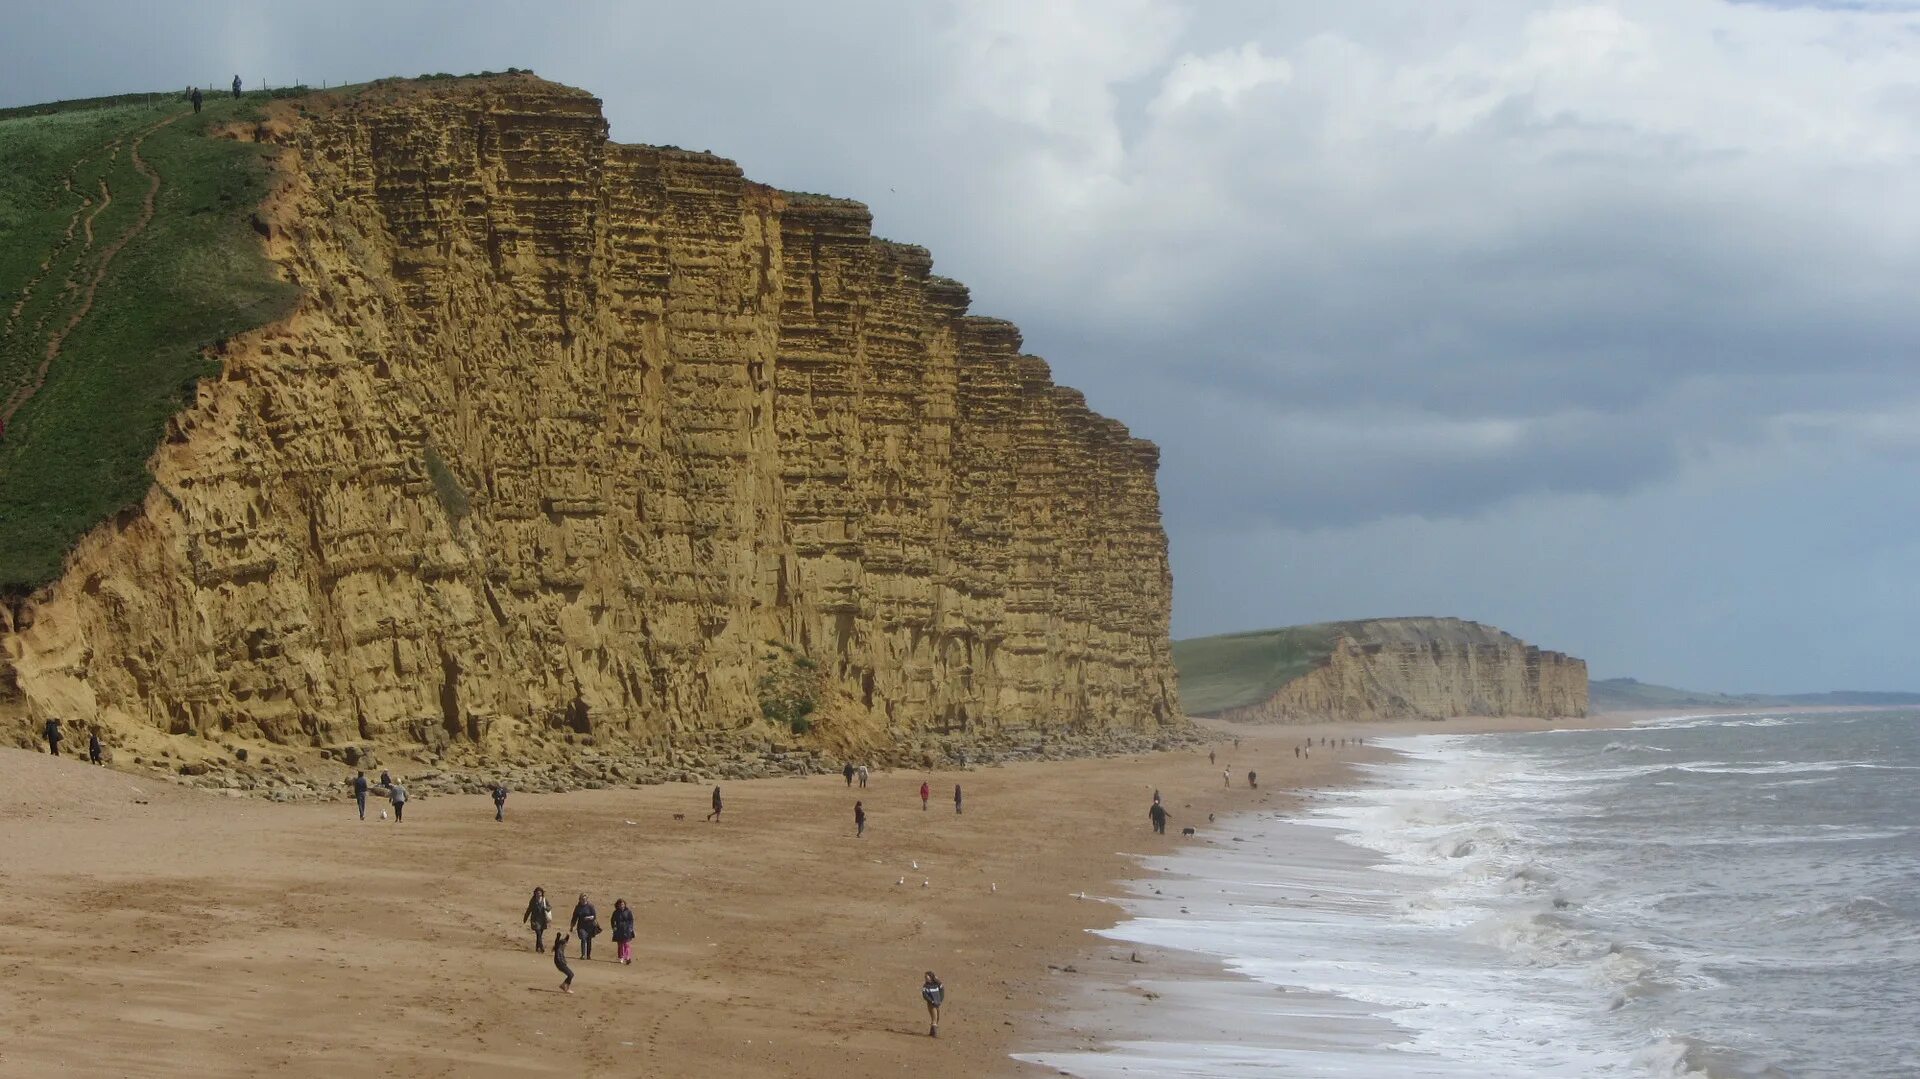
left=0, top=714, right=1616, bottom=1078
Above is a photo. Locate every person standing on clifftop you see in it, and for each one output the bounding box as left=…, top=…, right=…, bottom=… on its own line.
left=231, top=74, right=241, bottom=99
left=919, top=780, right=931, bottom=811
left=190, top=87, right=201, bottom=113
left=43, top=718, right=62, bottom=757
left=524, top=887, right=552, bottom=952
left=1149, top=800, right=1170, bottom=835
left=388, top=779, right=409, bottom=822
left=843, top=762, right=855, bottom=787
left=855, top=800, right=866, bottom=838
left=706, top=786, right=723, bottom=822
left=492, top=783, right=509, bottom=822
left=351, top=770, right=369, bottom=820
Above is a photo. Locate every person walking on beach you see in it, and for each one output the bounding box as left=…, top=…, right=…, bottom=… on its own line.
left=1248, top=770, right=1258, bottom=790
left=388, top=778, right=409, bottom=821
left=611, top=899, right=635, bottom=965
left=706, top=785, right=723, bottom=822
left=953, top=784, right=963, bottom=815
left=844, top=762, right=855, bottom=787
left=920, top=780, right=931, bottom=811
left=553, top=932, right=575, bottom=992
left=1222, top=767, right=1231, bottom=788
left=87, top=728, right=104, bottom=765
left=1294, top=746, right=1300, bottom=759
left=42, top=717, right=62, bottom=757
left=921, top=971, right=945, bottom=1037
left=855, top=800, right=866, bottom=837
left=524, top=887, right=553, bottom=952
left=1148, top=800, right=1169, bottom=835
left=351, top=770, right=369, bottom=820
left=491, top=783, right=509, bottom=822
left=1208, top=748, right=1215, bottom=766
left=570, top=894, right=600, bottom=959
left=857, top=764, right=870, bottom=788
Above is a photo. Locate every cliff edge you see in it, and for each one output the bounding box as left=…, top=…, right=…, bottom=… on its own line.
left=0, top=75, right=1183, bottom=788
left=1175, top=617, right=1587, bottom=722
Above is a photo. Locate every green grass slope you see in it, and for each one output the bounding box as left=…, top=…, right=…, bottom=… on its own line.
left=0, top=92, right=298, bottom=592
left=1171, top=623, right=1344, bottom=717
left=1590, top=677, right=1920, bottom=712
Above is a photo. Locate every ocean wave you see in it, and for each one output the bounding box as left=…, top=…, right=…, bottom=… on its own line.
left=1636, top=1034, right=1793, bottom=1078
left=1603, top=741, right=1673, bottom=754
left=1657, top=760, right=1879, bottom=777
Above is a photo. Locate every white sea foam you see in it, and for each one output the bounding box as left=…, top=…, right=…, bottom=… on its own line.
left=1021, top=713, right=1919, bottom=1077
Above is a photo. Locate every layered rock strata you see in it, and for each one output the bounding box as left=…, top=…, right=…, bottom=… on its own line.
left=0, top=76, right=1181, bottom=772
left=1201, top=618, right=1587, bottom=723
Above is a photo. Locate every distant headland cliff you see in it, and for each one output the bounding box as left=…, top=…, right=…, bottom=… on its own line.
left=0, top=74, right=1185, bottom=793
left=1175, top=617, right=1588, bottom=723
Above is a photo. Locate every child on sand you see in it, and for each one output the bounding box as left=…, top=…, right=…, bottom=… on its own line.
left=611, top=899, right=635, bottom=964
left=553, top=933, right=574, bottom=992
left=921, top=971, right=945, bottom=1036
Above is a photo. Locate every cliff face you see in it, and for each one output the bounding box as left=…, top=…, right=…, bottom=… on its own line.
left=1193, top=618, right=1587, bottom=723
left=0, top=77, right=1180, bottom=764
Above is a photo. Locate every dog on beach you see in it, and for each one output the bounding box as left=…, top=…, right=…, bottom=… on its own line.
left=1180, top=826, right=1197, bottom=837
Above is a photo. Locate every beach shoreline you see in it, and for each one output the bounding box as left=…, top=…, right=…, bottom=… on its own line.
left=0, top=706, right=1806, bottom=1077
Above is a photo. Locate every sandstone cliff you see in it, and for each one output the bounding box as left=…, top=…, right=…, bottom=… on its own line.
left=1176, top=617, right=1586, bottom=723
left=0, top=76, right=1181, bottom=783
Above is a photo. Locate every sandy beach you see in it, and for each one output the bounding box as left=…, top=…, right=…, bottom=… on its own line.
left=0, top=714, right=1622, bottom=1078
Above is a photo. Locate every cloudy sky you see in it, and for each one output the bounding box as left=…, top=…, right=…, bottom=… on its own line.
left=7, top=0, right=1920, bottom=691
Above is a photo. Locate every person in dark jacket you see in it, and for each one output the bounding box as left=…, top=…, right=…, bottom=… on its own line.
left=553, top=932, right=574, bottom=992
left=190, top=87, right=202, bottom=113
left=1148, top=800, right=1170, bottom=835
left=854, top=800, right=866, bottom=838
left=231, top=75, right=242, bottom=99
left=351, top=770, right=369, bottom=820
left=953, top=784, right=963, bottom=815
left=524, top=887, right=552, bottom=952
left=611, top=898, right=636, bottom=964
left=87, top=729, right=104, bottom=765
left=921, top=971, right=945, bottom=1037
left=705, top=786, right=723, bottom=822
left=570, top=894, right=600, bottom=959
left=1248, top=770, right=1258, bottom=790
left=43, top=718, right=62, bottom=757
left=843, top=762, right=855, bottom=787
left=491, top=783, right=509, bottom=822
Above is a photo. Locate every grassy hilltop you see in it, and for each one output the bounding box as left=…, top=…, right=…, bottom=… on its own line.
left=1172, top=623, right=1348, bottom=716
left=0, top=91, right=297, bottom=592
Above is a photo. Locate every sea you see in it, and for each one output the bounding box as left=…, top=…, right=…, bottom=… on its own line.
left=1019, top=711, right=1920, bottom=1078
